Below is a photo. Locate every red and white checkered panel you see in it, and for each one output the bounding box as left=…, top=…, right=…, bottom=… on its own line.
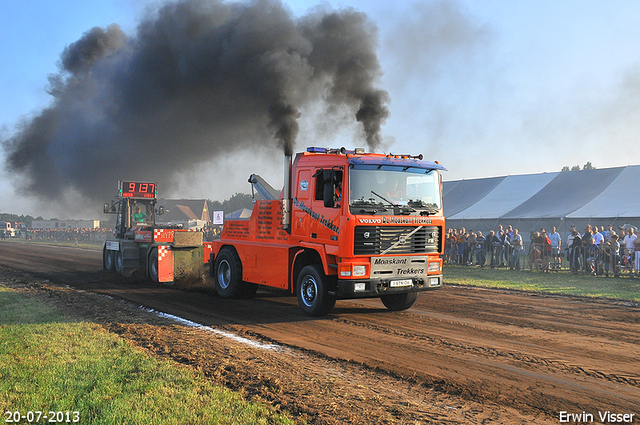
left=157, top=245, right=174, bottom=282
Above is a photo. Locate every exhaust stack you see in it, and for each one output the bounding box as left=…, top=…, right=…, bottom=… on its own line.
left=282, top=154, right=292, bottom=232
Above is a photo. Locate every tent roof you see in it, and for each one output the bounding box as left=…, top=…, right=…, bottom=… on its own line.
left=502, top=167, right=624, bottom=219
left=448, top=172, right=558, bottom=220
left=444, top=166, right=634, bottom=221
left=567, top=165, right=640, bottom=218
left=442, top=176, right=505, bottom=217
left=226, top=208, right=252, bottom=219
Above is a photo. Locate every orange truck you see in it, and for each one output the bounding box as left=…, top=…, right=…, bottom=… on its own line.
left=103, top=147, right=446, bottom=316
left=207, top=147, right=446, bottom=316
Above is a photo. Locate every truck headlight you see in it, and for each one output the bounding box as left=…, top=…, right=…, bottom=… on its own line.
left=353, top=265, right=366, bottom=276
left=428, top=262, right=440, bottom=272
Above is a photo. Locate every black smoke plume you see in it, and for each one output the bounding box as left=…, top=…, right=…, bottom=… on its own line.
left=3, top=0, right=388, bottom=204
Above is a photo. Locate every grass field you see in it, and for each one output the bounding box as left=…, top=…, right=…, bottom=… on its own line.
left=444, top=264, right=640, bottom=302
left=0, top=286, right=297, bottom=425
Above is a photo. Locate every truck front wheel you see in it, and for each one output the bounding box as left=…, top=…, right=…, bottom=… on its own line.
left=296, top=265, right=336, bottom=316
left=380, top=292, right=417, bottom=311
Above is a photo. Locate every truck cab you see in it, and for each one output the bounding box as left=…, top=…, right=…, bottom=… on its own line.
left=291, top=148, right=445, bottom=304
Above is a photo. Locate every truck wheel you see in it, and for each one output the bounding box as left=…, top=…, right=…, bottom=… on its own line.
left=115, top=250, right=124, bottom=274
left=380, top=292, right=417, bottom=311
left=148, top=248, right=159, bottom=283
left=103, top=248, right=115, bottom=272
left=215, top=248, right=244, bottom=298
left=296, top=265, right=336, bottom=316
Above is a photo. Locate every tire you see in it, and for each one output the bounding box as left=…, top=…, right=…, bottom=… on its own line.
left=148, top=248, right=159, bottom=283
left=380, top=291, right=418, bottom=311
left=296, top=265, right=336, bottom=316
left=115, top=250, right=124, bottom=274
left=103, top=248, right=115, bottom=272
left=214, top=248, right=244, bottom=298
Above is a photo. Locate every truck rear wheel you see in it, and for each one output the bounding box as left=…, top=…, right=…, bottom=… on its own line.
left=148, top=248, right=159, bottom=283
left=380, top=292, right=417, bottom=311
left=215, top=248, right=244, bottom=298
left=296, top=265, right=336, bottom=316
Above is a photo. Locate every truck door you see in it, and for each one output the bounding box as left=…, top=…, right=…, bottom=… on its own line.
left=292, top=168, right=312, bottom=239
left=293, top=167, right=342, bottom=246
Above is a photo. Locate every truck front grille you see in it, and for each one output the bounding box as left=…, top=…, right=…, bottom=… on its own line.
left=354, top=226, right=441, bottom=256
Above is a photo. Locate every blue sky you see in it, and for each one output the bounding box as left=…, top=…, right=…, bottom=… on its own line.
left=2, top=0, right=640, bottom=218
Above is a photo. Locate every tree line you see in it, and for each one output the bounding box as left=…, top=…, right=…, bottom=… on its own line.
left=0, top=213, right=44, bottom=227
left=206, top=192, right=255, bottom=217
left=561, top=162, right=595, bottom=172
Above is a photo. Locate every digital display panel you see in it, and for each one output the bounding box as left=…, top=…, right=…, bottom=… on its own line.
left=120, top=181, right=157, bottom=199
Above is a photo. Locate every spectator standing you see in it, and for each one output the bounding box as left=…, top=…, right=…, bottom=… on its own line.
left=501, top=230, right=508, bottom=266
left=502, top=230, right=513, bottom=268
left=593, top=226, right=604, bottom=247
left=445, top=230, right=457, bottom=264
left=566, top=226, right=575, bottom=262
left=475, top=231, right=486, bottom=267
left=607, top=234, right=621, bottom=277
left=511, top=229, right=523, bottom=270
left=540, top=230, right=552, bottom=272
left=582, top=225, right=593, bottom=246
left=634, top=234, right=640, bottom=278
left=467, top=230, right=477, bottom=266
left=570, top=230, right=583, bottom=273
left=485, top=230, right=501, bottom=268
left=585, top=237, right=599, bottom=275
left=549, top=226, right=562, bottom=262
left=605, top=225, right=614, bottom=242
left=623, top=228, right=637, bottom=273
left=457, top=228, right=467, bottom=265
left=580, top=226, right=593, bottom=272
left=495, top=225, right=504, bottom=265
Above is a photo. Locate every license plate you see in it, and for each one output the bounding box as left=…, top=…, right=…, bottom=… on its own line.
left=390, top=279, right=412, bottom=287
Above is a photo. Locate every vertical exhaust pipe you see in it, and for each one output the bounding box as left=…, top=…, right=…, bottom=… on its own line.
left=282, top=154, right=292, bottom=232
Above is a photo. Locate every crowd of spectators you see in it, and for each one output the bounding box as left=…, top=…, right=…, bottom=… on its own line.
left=445, top=225, right=525, bottom=270
left=0, top=225, right=225, bottom=244
left=9, top=227, right=113, bottom=243
left=445, top=224, right=640, bottom=277
left=566, top=224, right=640, bottom=277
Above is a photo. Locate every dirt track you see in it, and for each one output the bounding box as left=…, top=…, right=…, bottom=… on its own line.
left=1, top=242, right=638, bottom=424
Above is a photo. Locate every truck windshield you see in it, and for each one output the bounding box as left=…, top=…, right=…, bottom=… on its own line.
left=348, top=166, right=441, bottom=215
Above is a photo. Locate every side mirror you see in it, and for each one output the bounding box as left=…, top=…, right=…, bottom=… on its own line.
left=323, top=181, right=335, bottom=208
left=103, top=203, right=110, bottom=214
left=157, top=206, right=165, bottom=215
left=323, top=170, right=336, bottom=208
